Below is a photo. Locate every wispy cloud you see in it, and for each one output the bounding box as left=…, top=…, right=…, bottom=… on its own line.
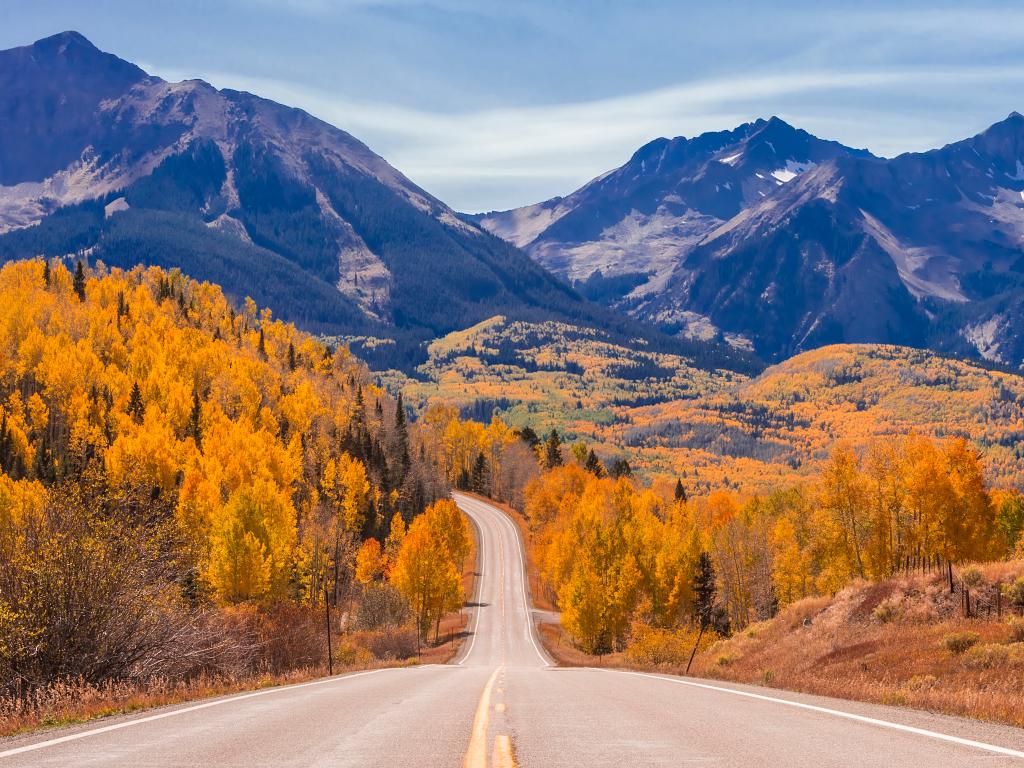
left=146, top=62, right=1024, bottom=211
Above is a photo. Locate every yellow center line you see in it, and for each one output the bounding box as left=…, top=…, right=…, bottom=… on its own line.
left=463, top=667, right=502, bottom=768
left=492, top=734, right=516, bottom=768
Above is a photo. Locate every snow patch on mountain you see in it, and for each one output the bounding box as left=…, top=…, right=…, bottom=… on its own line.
left=771, top=160, right=816, bottom=183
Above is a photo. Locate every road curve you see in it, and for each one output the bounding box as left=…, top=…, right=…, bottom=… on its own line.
left=2, top=493, right=1024, bottom=766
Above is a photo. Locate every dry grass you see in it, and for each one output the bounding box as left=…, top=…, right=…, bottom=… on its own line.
left=538, top=623, right=626, bottom=668
left=0, top=665, right=354, bottom=738
left=0, top=521, right=480, bottom=738
left=529, top=554, right=1024, bottom=728
left=688, top=560, right=1024, bottom=727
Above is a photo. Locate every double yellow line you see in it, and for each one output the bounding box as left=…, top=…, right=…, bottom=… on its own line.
left=463, top=667, right=516, bottom=768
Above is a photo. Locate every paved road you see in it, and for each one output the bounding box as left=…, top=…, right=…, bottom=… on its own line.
left=3, top=492, right=1024, bottom=766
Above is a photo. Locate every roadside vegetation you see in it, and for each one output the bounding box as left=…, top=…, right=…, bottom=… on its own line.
left=0, top=260, right=474, bottom=736
left=485, top=431, right=1024, bottom=726
left=690, top=561, right=1024, bottom=727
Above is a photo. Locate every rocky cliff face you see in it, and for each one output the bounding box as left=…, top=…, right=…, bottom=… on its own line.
left=477, top=114, right=1024, bottom=367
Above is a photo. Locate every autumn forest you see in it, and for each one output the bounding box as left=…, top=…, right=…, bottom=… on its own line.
left=1, top=256, right=1024, bottom=732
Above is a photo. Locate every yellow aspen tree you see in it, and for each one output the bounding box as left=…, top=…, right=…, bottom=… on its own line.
left=355, top=538, right=387, bottom=584
left=389, top=519, right=462, bottom=642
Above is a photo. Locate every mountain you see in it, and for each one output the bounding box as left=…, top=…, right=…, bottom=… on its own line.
left=472, top=117, right=870, bottom=305
left=476, top=115, right=1024, bottom=368
left=0, top=32, right=706, bottom=371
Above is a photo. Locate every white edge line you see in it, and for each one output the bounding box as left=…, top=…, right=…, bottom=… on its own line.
left=593, top=668, right=1024, bottom=760
left=0, top=666, right=440, bottom=760
left=456, top=502, right=486, bottom=665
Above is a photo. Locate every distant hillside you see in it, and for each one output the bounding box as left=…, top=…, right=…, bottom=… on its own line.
left=404, top=336, right=1024, bottom=492
left=477, top=115, right=1024, bottom=368
left=607, top=344, right=1024, bottom=492
left=0, top=32, right=728, bottom=371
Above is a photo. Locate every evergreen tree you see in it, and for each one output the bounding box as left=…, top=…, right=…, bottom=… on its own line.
left=258, top=327, right=267, bottom=359
left=0, top=411, right=9, bottom=473
left=186, top=392, right=203, bottom=449
left=471, top=451, right=489, bottom=495
left=73, top=261, right=87, bottom=301
left=543, top=429, right=563, bottom=470
left=42, top=260, right=51, bottom=287
left=609, top=458, right=632, bottom=479
left=394, top=392, right=409, bottom=462
left=584, top=449, right=605, bottom=478
left=516, top=425, right=540, bottom=448
left=692, top=552, right=717, bottom=629
left=32, top=435, right=56, bottom=482
left=674, top=479, right=687, bottom=503
left=685, top=551, right=722, bottom=673
left=288, top=342, right=296, bottom=371
left=127, top=382, right=146, bottom=425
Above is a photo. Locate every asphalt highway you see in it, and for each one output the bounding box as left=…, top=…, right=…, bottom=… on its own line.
left=2, top=492, right=1023, bottom=766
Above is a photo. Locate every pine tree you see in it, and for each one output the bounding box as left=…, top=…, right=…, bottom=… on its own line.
left=42, top=260, right=51, bottom=287
left=258, top=327, right=267, bottom=359
left=288, top=342, right=296, bottom=371
left=73, top=261, right=87, bottom=301
left=686, top=551, right=720, bottom=673
left=394, top=392, right=409, bottom=461
left=609, top=458, right=632, bottom=479
left=517, top=425, right=540, bottom=448
left=543, top=429, right=563, bottom=470
left=186, top=392, right=203, bottom=449
left=127, top=382, right=145, bottom=425
left=32, top=435, right=56, bottom=482
left=584, top=449, right=604, bottom=477
left=471, top=451, right=489, bottom=494
left=0, top=411, right=9, bottom=473
left=692, top=552, right=717, bottom=629
left=674, top=479, right=687, bottom=503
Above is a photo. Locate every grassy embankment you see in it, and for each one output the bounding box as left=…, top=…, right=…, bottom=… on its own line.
left=0, top=511, right=479, bottom=738
left=504, top=493, right=1024, bottom=727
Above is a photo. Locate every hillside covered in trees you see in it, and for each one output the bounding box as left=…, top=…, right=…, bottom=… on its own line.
left=0, top=258, right=472, bottom=713
left=520, top=435, right=1023, bottom=657
left=401, top=324, right=1024, bottom=494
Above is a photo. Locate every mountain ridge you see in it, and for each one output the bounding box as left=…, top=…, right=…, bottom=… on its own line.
left=0, top=32, right=750, bottom=372
left=476, top=112, right=1024, bottom=368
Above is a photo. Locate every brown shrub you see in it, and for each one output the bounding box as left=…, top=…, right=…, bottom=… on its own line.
left=942, top=631, right=980, bottom=655
left=357, top=628, right=419, bottom=661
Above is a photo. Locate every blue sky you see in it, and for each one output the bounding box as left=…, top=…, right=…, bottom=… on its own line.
left=3, top=1, right=1024, bottom=212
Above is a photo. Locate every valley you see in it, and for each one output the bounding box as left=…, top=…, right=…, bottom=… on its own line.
left=1, top=24, right=1024, bottom=767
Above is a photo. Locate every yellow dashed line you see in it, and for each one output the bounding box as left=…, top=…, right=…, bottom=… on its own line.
left=463, top=667, right=501, bottom=768
left=492, top=734, right=516, bottom=768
